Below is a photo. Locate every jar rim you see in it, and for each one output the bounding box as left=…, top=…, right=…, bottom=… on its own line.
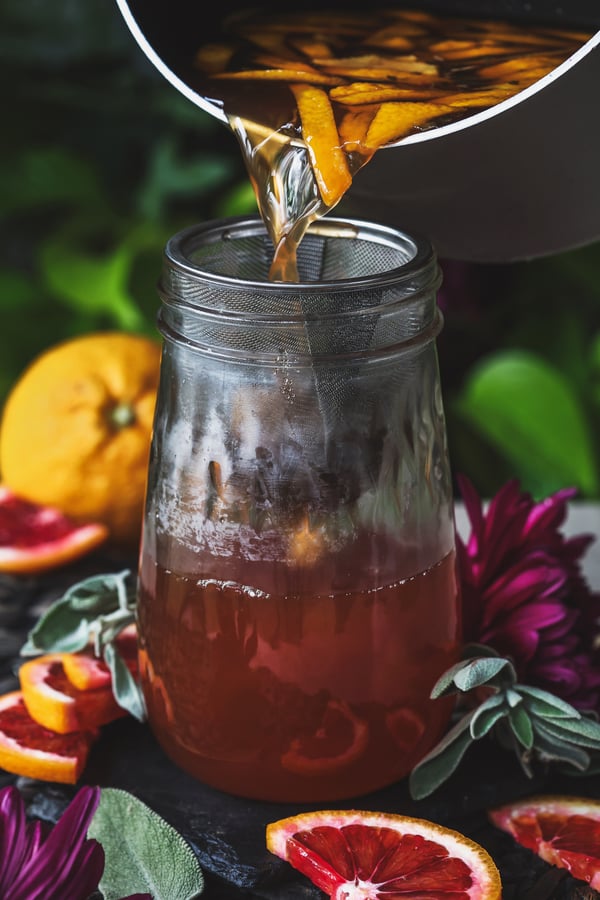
left=158, top=215, right=443, bottom=365
left=163, top=215, right=437, bottom=294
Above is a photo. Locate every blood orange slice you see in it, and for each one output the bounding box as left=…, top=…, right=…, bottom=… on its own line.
left=0, top=690, right=96, bottom=783
left=0, top=485, right=108, bottom=575
left=489, top=795, right=600, bottom=890
left=267, top=809, right=502, bottom=899
left=281, top=700, right=369, bottom=775
left=19, top=654, right=128, bottom=734
left=62, top=624, right=139, bottom=691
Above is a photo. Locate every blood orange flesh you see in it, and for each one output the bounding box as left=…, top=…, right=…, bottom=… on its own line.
left=62, top=624, right=139, bottom=691
left=0, top=690, right=96, bottom=783
left=489, top=795, right=600, bottom=890
left=267, top=810, right=502, bottom=899
left=19, top=654, right=127, bottom=734
left=0, top=485, right=108, bottom=574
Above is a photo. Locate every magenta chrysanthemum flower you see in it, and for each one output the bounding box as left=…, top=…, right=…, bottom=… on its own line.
left=456, top=474, right=600, bottom=714
left=0, top=784, right=150, bottom=900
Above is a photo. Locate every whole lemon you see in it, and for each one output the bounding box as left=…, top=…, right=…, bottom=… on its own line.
left=0, top=331, right=162, bottom=546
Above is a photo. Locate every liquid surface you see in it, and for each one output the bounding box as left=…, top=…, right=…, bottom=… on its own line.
left=191, top=8, right=591, bottom=279
left=137, top=546, right=460, bottom=802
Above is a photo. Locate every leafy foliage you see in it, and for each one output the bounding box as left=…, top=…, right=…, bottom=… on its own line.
left=440, top=249, right=600, bottom=499
left=89, top=789, right=204, bottom=899
left=21, top=570, right=145, bottom=721
left=409, top=646, right=600, bottom=800
left=457, top=351, right=598, bottom=497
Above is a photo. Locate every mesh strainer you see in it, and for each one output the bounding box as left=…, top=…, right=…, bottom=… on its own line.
left=159, top=216, right=441, bottom=439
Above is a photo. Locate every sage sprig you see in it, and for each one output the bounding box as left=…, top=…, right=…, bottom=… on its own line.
left=409, top=646, right=600, bottom=800
left=89, top=789, right=204, bottom=899
left=20, top=570, right=146, bottom=722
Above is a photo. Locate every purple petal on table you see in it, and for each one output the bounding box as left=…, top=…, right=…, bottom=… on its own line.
left=11, top=786, right=104, bottom=900
left=0, top=786, right=29, bottom=889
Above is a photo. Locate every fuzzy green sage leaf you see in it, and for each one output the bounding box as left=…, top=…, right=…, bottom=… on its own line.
left=65, top=571, right=134, bottom=613
left=22, top=570, right=135, bottom=656
left=22, top=596, right=93, bottom=655
left=517, top=685, right=579, bottom=718
left=103, top=641, right=146, bottom=722
left=532, top=723, right=591, bottom=770
left=470, top=695, right=507, bottom=740
left=452, top=656, right=516, bottom=694
left=408, top=709, right=476, bottom=800
left=532, top=713, right=600, bottom=749
left=409, top=650, right=600, bottom=799
left=88, top=788, right=204, bottom=900
left=508, top=705, right=534, bottom=749
left=20, top=570, right=143, bottom=721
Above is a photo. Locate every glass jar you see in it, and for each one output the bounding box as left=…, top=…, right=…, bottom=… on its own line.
left=137, top=215, right=461, bottom=802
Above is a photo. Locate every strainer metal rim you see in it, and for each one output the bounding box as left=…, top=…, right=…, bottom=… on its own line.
left=162, top=215, right=437, bottom=295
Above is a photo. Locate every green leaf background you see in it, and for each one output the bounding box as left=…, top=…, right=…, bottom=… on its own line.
left=457, top=351, right=599, bottom=497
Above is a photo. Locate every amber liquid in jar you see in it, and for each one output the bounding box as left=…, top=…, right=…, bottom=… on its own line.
left=138, top=531, right=460, bottom=802
left=141, top=215, right=459, bottom=800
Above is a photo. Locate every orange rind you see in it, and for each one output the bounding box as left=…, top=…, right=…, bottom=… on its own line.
left=19, top=654, right=127, bottom=735
left=0, top=691, right=96, bottom=784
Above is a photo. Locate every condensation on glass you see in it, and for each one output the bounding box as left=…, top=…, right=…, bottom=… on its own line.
left=137, top=216, right=461, bottom=802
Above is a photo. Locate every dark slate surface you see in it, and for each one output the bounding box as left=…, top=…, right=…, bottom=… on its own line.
left=2, top=553, right=600, bottom=899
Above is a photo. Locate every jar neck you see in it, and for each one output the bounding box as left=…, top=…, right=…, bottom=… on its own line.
left=158, top=216, right=442, bottom=364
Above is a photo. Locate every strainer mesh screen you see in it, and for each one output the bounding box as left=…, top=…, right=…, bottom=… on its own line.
left=188, top=229, right=414, bottom=289
left=160, top=219, right=438, bottom=444
left=160, top=219, right=436, bottom=362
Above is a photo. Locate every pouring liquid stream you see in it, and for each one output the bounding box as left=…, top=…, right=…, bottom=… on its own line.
left=190, top=7, right=592, bottom=281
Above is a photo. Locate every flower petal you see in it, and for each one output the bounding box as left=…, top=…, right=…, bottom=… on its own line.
left=481, top=559, right=567, bottom=622
left=0, top=786, right=29, bottom=889
left=524, top=486, right=575, bottom=537
left=457, top=477, right=600, bottom=714
left=11, top=786, right=104, bottom=900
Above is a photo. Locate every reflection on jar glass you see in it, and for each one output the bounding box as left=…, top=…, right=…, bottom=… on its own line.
left=137, top=216, right=461, bottom=802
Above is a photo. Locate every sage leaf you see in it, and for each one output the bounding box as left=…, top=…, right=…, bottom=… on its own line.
left=470, top=695, right=508, bottom=740
left=518, top=685, right=581, bottom=718
left=533, top=713, right=600, bottom=749
left=430, top=659, right=475, bottom=698
left=509, top=705, right=534, bottom=749
left=453, top=656, right=515, bottom=693
left=104, top=642, right=146, bottom=722
left=506, top=689, right=522, bottom=709
left=66, top=571, right=133, bottom=613
left=533, top=722, right=591, bottom=770
left=22, top=597, right=92, bottom=655
left=21, top=571, right=137, bottom=658
left=409, top=710, right=476, bottom=800
left=88, top=788, right=204, bottom=900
